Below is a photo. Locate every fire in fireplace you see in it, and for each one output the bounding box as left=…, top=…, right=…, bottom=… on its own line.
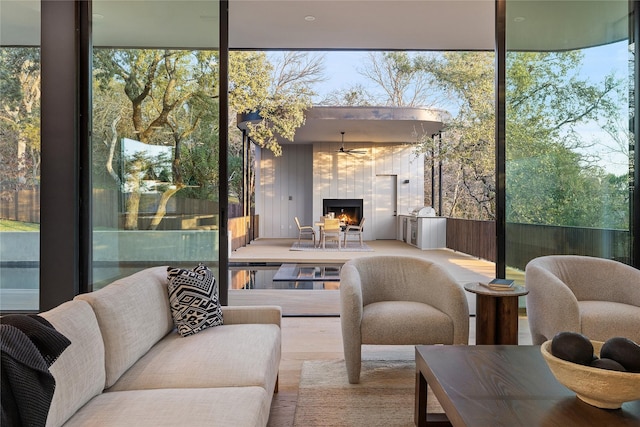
left=323, top=199, right=363, bottom=226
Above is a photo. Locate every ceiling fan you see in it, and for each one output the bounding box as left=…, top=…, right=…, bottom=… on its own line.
left=335, top=131, right=366, bottom=155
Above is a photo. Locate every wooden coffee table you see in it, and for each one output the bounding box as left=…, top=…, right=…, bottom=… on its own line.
left=415, top=345, right=640, bottom=426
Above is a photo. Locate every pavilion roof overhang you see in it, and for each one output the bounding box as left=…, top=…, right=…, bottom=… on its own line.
left=237, top=105, right=450, bottom=145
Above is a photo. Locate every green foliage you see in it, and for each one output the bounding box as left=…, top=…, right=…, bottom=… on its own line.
left=402, top=49, right=627, bottom=228
left=241, top=52, right=321, bottom=156
left=505, top=51, right=627, bottom=229
left=91, top=48, right=318, bottom=223
left=417, top=51, right=497, bottom=219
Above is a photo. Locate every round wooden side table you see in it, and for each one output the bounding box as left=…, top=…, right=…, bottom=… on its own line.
left=464, top=282, right=529, bottom=345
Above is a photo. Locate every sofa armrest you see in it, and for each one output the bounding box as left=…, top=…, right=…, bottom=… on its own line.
left=220, top=305, right=281, bottom=327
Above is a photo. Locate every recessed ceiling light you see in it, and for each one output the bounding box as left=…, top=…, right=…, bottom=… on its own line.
left=304, top=15, right=316, bottom=22
left=513, top=16, right=525, bottom=23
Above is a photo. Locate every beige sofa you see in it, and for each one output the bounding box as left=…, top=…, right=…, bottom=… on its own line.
left=39, top=267, right=281, bottom=427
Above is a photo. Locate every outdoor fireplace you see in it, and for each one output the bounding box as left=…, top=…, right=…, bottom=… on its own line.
left=323, top=199, right=363, bottom=226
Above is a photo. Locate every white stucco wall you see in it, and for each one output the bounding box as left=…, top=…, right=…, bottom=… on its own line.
left=257, top=142, right=425, bottom=240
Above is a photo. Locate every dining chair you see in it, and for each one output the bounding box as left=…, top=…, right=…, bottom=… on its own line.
left=294, top=216, right=316, bottom=246
left=343, top=217, right=365, bottom=247
left=321, top=218, right=341, bottom=249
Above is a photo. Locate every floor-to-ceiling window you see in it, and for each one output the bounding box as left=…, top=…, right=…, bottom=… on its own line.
left=0, top=1, right=41, bottom=311
left=2, top=1, right=224, bottom=312
left=90, top=0, right=222, bottom=290
left=504, top=0, right=633, bottom=274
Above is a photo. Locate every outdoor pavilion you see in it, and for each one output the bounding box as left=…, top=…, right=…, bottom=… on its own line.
left=237, top=105, right=450, bottom=242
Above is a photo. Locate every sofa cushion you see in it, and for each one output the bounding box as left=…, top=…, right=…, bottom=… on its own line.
left=74, top=266, right=174, bottom=388
left=107, top=323, right=280, bottom=395
left=167, top=264, right=223, bottom=337
left=62, top=387, right=271, bottom=427
left=41, top=300, right=106, bottom=427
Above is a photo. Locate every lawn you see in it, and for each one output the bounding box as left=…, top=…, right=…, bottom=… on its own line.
left=0, top=219, right=40, bottom=231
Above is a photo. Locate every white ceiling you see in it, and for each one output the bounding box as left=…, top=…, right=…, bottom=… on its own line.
left=229, top=0, right=494, bottom=51
left=0, top=0, right=629, bottom=144
left=1, top=1, right=628, bottom=51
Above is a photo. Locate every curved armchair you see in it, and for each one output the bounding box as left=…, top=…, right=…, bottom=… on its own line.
left=525, top=255, right=640, bottom=345
left=340, top=256, right=469, bottom=383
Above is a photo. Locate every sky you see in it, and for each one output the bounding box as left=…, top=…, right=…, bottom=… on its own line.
left=312, top=51, right=370, bottom=101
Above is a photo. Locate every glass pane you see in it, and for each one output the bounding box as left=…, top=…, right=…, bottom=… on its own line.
left=505, top=1, right=632, bottom=274
left=91, top=1, right=220, bottom=289
left=0, top=1, right=41, bottom=311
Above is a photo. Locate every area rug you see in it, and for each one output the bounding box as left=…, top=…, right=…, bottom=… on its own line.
left=290, top=241, right=374, bottom=252
left=293, top=359, right=444, bottom=426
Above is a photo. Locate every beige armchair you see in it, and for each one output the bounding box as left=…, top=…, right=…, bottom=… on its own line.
left=294, top=216, right=316, bottom=246
left=340, top=256, right=469, bottom=383
left=525, top=255, right=640, bottom=345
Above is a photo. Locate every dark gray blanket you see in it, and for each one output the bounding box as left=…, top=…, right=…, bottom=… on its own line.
left=1, top=314, right=71, bottom=427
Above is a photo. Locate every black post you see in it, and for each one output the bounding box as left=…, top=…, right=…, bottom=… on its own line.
left=632, top=0, right=640, bottom=267
left=431, top=134, right=436, bottom=209
left=438, top=132, right=443, bottom=216
left=78, top=0, right=92, bottom=294
left=495, top=0, right=507, bottom=278
left=40, top=0, right=81, bottom=310
left=218, top=0, right=229, bottom=305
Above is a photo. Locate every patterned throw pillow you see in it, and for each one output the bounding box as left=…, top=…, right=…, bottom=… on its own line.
left=167, top=264, right=223, bottom=337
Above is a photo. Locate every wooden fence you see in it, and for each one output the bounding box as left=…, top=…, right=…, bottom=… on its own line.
left=3, top=189, right=245, bottom=228
left=1, top=189, right=40, bottom=223
left=445, top=218, right=631, bottom=269
left=446, top=218, right=496, bottom=262
left=229, top=215, right=259, bottom=251
left=505, top=223, right=630, bottom=269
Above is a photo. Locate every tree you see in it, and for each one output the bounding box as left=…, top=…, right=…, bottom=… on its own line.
left=505, top=51, right=626, bottom=228
left=92, top=49, right=323, bottom=229
left=414, top=50, right=625, bottom=226
left=0, top=48, right=41, bottom=200
left=426, top=52, right=495, bottom=219
left=356, top=52, right=446, bottom=107
left=318, top=83, right=375, bottom=106
left=241, top=52, right=324, bottom=156
left=94, top=49, right=219, bottom=229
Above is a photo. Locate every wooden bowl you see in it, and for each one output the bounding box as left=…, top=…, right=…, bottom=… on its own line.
left=541, top=340, right=640, bottom=409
